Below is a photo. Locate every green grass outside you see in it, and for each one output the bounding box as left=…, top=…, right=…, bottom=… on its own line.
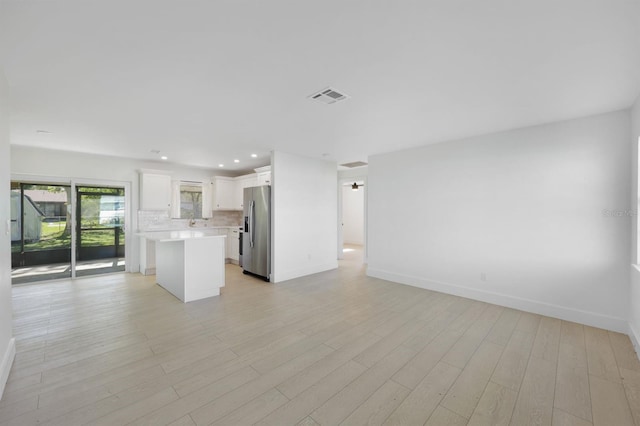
left=12, top=221, right=124, bottom=253
left=42, top=221, right=66, bottom=238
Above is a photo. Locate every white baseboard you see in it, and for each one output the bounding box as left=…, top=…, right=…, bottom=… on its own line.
left=367, top=268, right=627, bottom=333
left=0, top=337, right=16, bottom=400
left=273, top=262, right=338, bottom=283
left=143, top=267, right=156, bottom=276
left=629, top=323, right=640, bottom=359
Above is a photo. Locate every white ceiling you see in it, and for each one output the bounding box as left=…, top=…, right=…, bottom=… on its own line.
left=1, top=1, right=639, bottom=173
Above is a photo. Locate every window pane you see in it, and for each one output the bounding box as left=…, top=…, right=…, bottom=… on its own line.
left=21, top=185, right=71, bottom=253
left=180, top=185, right=202, bottom=219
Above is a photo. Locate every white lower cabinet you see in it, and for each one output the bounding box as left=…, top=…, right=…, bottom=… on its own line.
left=139, top=237, right=157, bottom=275
left=227, top=228, right=240, bottom=262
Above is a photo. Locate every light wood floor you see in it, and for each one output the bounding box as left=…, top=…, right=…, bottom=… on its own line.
left=2, top=248, right=640, bottom=425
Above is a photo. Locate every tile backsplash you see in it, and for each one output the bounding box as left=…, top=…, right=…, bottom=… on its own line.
left=138, top=210, right=171, bottom=230
left=209, top=210, right=243, bottom=226
left=138, top=210, right=242, bottom=230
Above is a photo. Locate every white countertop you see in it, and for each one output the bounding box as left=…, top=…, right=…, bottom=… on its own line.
left=137, top=230, right=227, bottom=242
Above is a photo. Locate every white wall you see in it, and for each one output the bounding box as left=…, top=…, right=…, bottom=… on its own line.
left=338, top=166, right=368, bottom=181
left=368, top=110, right=631, bottom=332
left=272, top=151, right=337, bottom=282
left=629, top=97, right=640, bottom=351
left=11, top=145, right=219, bottom=272
left=342, top=185, right=364, bottom=245
left=0, top=69, right=15, bottom=399
left=11, top=145, right=219, bottom=185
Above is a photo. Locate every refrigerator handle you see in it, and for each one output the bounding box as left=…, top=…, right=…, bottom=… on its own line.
left=249, top=200, right=255, bottom=248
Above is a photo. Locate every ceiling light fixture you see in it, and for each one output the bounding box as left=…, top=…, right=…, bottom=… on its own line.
left=251, top=154, right=257, bottom=158
left=36, top=130, right=52, bottom=134
left=161, top=156, right=168, bottom=160
left=234, top=159, right=240, bottom=163
left=218, top=164, right=224, bottom=168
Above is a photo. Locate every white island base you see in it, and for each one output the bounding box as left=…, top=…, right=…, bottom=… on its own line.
left=146, top=232, right=226, bottom=302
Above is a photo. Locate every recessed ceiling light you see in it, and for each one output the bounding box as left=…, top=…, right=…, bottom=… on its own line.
left=218, top=164, right=224, bottom=168
left=36, top=130, right=52, bottom=134
left=234, top=159, right=240, bottom=163
left=161, top=156, right=168, bottom=160
left=251, top=154, right=257, bottom=158
left=150, top=149, right=160, bottom=154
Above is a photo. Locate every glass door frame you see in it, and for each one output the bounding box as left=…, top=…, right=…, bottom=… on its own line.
left=11, top=174, right=133, bottom=280
left=76, top=185, right=125, bottom=263
left=11, top=181, right=73, bottom=280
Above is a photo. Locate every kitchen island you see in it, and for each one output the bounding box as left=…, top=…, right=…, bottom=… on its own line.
left=137, top=230, right=226, bottom=302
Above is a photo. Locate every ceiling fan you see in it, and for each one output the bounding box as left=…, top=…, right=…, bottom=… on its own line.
left=351, top=182, right=364, bottom=191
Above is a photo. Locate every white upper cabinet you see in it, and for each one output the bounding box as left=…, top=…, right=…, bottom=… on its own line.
left=235, top=174, right=258, bottom=210
left=211, top=166, right=270, bottom=211
left=140, top=172, right=172, bottom=210
left=212, top=176, right=236, bottom=210
left=201, top=182, right=213, bottom=218
left=256, top=171, right=271, bottom=186
left=255, top=166, right=271, bottom=186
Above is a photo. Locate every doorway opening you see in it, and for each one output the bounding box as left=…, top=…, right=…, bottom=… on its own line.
left=339, top=178, right=366, bottom=265
left=10, top=181, right=126, bottom=284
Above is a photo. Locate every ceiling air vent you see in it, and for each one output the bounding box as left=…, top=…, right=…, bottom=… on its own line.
left=308, top=87, right=349, bottom=104
left=340, top=161, right=368, bottom=168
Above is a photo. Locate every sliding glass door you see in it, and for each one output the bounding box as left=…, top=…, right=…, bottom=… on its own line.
left=11, top=181, right=127, bottom=284
left=11, top=183, right=72, bottom=283
left=75, top=186, right=125, bottom=277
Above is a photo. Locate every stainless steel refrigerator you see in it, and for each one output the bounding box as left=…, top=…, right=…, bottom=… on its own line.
left=242, top=185, right=271, bottom=281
